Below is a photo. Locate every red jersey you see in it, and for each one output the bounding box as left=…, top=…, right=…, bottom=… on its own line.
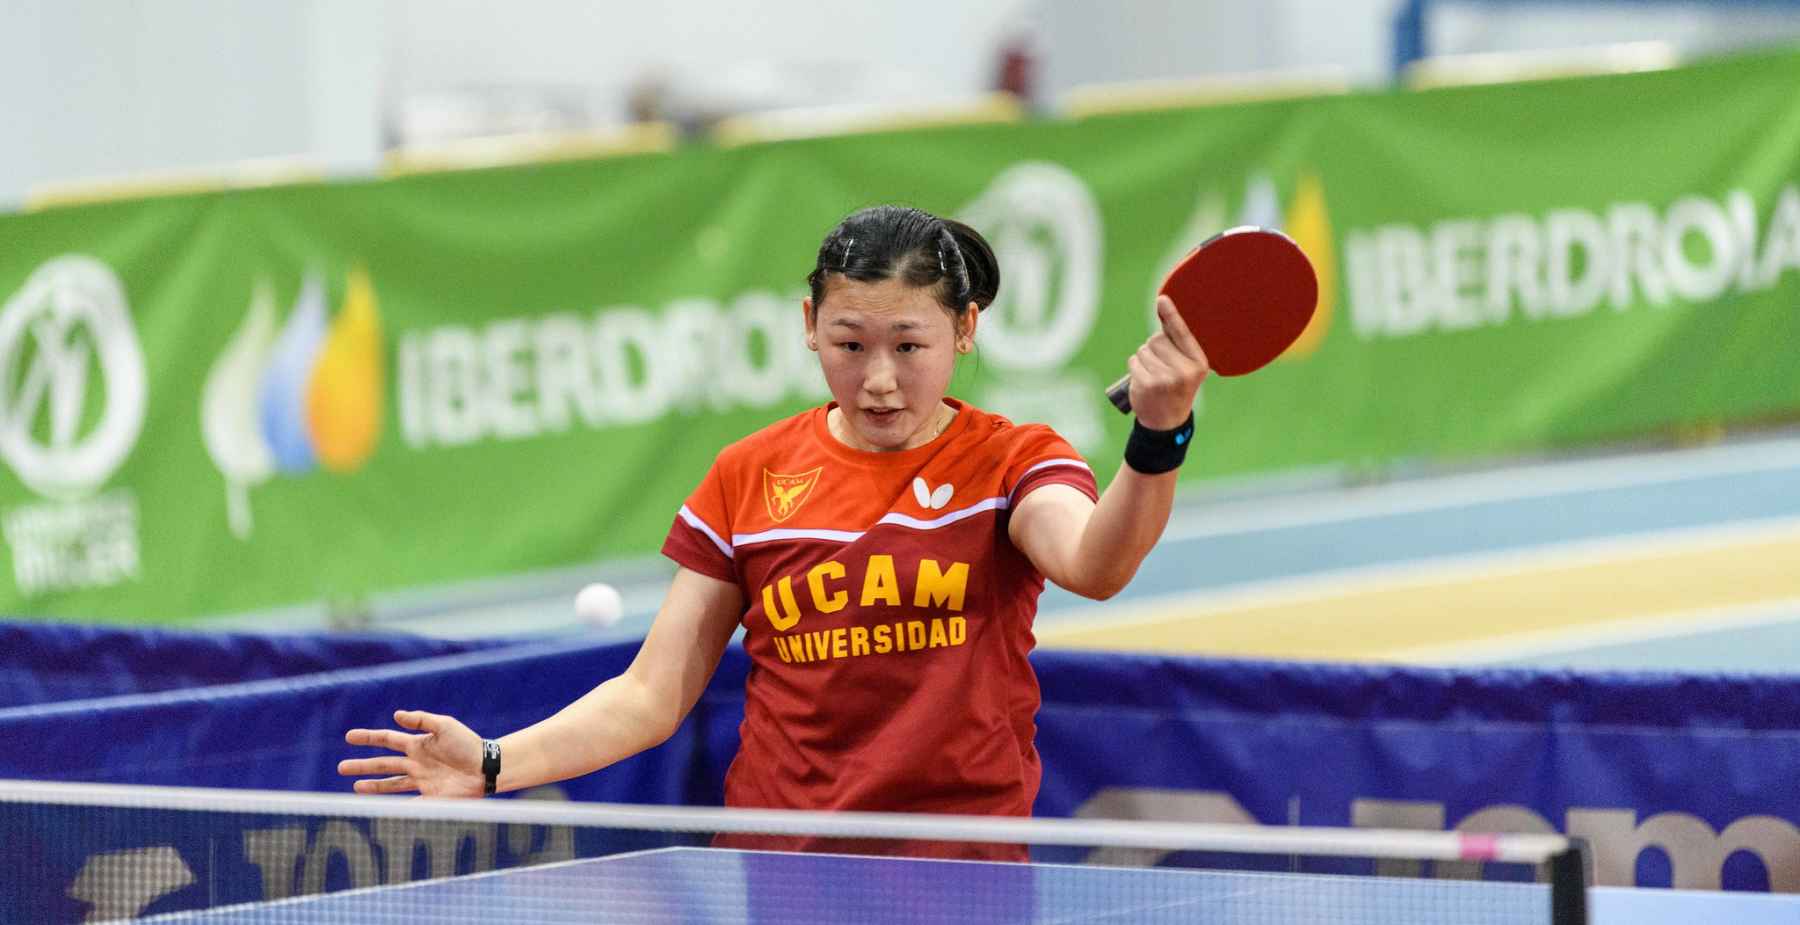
left=660, top=399, right=1097, bottom=856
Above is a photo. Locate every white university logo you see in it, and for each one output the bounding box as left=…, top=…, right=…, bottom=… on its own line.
left=959, top=161, right=1107, bottom=452
left=0, top=256, right=147, bottom=499
left=959, top=161, right=1103, bottom=374
left=0, top=256, right=147, bottom=596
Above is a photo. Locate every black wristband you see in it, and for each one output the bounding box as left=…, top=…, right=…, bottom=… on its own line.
left=481, top=739, right=501, bottom=795
left=1124, top=412, right=1195, bottom=475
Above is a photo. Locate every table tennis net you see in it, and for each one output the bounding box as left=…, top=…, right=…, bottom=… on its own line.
left=3, top=779, right=1588, bottom=924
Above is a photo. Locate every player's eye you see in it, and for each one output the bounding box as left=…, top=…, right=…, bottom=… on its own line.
left=897, top=343, right=922, bottom=354
left=838, top=341, right=863, bottom=353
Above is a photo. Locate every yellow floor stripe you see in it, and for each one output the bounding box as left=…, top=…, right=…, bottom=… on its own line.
left=1038, top=529, right=1800, bottom=662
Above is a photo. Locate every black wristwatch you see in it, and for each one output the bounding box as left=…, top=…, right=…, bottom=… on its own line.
left=481, top=739, right=501, bottom=795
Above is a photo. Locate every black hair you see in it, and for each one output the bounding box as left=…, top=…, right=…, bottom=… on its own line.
left=806, top=206, right=1000, bottom=321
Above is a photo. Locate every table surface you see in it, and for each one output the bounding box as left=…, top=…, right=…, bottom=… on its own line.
left=151, top=846, right=1800, bottom=924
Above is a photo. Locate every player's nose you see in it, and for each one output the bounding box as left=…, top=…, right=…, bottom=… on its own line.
left=862, top=353, right=898, bottom=394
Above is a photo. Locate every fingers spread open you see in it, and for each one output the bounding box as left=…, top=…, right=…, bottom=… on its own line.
left=396, top=709, right=449, bottom=735
left=345, top=728, right=417, bottom=754
left=352, top=776, right=416, bottom=795
left=338, top=756, right=409, bottom=778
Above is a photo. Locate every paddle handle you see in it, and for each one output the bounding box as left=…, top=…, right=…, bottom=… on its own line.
left=1105, top=373, right=1133, bottom=414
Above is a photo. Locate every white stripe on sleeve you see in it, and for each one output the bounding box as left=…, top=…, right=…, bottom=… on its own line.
left=677, top=505, right=733, bottom=559
left=1008, top=458, right=1093, bottom=501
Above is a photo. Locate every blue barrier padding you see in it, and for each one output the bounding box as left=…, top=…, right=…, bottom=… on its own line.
left=0, top=636, right=691, bottom=803
left=4, top=639, right=1799, bottom=906
left=0, top=620, right=511, bottom=708
left=1026, top=651, right=1800, bottom=891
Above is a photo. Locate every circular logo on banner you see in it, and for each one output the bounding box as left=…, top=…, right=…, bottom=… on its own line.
left=959, top=162, right=1103, bottom=372
left=0, top=256, right=147, bottom=500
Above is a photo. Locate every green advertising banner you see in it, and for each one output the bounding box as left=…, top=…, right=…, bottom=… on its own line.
left=3, top=48, right=1798, bottom=624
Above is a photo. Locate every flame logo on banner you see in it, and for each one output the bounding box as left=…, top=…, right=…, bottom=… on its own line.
left=202, top=268, right=383, bottom=539
left=306, top=270, right=383, bottom=472
left=1281, top=171, right=1335, bottom=360
left=1155, top=171, right=1337, bottom=369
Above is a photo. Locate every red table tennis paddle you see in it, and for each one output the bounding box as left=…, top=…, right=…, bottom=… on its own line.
left=1107, top=226, right=1318, bottom=413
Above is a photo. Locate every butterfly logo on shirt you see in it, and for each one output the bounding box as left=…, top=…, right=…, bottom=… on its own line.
left=912, top=477, right=954, bottom=511
left=764, top=467, right=824, bottom=523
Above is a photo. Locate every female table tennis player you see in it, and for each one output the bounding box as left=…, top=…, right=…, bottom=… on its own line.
left=338, top=205, right=1208, bottom=858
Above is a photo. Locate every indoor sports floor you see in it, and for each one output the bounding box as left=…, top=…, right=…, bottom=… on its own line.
left=1033, top=427, right=1800, bottom=674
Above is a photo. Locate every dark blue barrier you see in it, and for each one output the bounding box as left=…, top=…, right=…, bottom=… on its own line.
left=0, top=637, right=690, bottom=801
left=0, top=620, right=510, bottom=708
left=3, top=637, right=1799, bottom=917
left=1026, top=651, right=1800, bottom=892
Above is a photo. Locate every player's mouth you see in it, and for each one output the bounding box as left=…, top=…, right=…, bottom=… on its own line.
left=861, top=406, right=903, bottom=426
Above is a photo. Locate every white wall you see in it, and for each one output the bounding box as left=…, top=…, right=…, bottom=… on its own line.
left=0, top=0, right=381, bottom=208
left=1037, top=0, right=1401, bottom=93
left=5, top=0, right=1799, bottom=210
left=387, top=0, right=1037, bottom=118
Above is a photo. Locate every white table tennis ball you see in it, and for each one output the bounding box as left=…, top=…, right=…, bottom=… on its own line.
left=574, top=582, right=624, bottom=627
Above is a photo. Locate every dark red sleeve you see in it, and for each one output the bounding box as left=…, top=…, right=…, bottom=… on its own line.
left=661, top=461, right=738, bottom=585
left=1004, top=426, right=1099, bottom=506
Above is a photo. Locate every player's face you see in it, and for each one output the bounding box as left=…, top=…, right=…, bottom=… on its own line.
left=805, top=277, right=972, bottom=451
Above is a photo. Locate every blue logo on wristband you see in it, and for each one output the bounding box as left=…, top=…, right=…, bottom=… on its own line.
left=1175, top=428, right=1191, bottom=446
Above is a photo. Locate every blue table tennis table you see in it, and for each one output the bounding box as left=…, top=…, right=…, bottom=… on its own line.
left=156, top=846, right=1800, bottom=924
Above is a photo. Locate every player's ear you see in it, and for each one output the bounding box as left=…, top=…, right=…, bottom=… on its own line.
left=955, top=303, right=978, bottom=354
left=802, top=298, right=819, bottom=351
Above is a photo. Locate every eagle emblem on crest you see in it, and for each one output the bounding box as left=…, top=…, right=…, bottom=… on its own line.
left=763, top=467, right=823, bottom=523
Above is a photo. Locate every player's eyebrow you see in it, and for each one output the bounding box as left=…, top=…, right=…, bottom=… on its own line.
left=827, top=318, right=924, bottom=332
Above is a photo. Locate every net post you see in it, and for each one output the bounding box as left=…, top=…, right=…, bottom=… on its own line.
left=1548, top=841, right=1589, bottom=925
